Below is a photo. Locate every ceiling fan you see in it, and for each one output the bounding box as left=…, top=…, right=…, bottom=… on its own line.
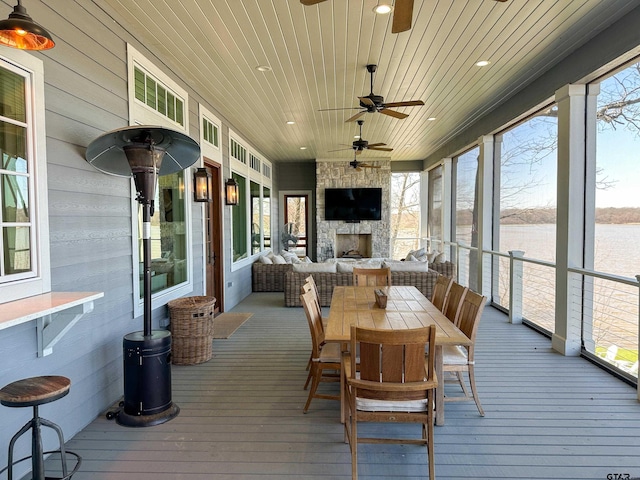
left=330, top=119, right=393, bottom=155
left=301, top=0, right=509, bottom=34
left=349, top=154, right=381, bottom=172
left=320, top=64, right=424, bottom=123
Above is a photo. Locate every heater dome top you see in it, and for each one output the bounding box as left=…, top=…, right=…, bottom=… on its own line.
left=85, top=125, right=200, bottom=177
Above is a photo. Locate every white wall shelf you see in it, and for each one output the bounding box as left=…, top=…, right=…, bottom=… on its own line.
left=0, top=292, right=104, bottom=357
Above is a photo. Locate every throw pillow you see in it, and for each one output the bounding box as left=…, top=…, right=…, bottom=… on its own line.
left=272, top=254, right=287, bottom=264
left=258, top=255, right=273, bottom=264
left=426, top=251, right=438, bottom=263
left=434, top=252, right=447, bottom=264
left=280, top=250, right=301, bottom=264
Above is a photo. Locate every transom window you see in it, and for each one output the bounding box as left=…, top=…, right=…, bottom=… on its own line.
left=133, top=65, right=184, bottom=127
left=202, top=117, right=219, bottom=148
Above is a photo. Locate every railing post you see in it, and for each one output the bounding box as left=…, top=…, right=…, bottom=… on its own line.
left=509, top=250, right=525, bottom=324
left=636, top=275, right=640, bottom=401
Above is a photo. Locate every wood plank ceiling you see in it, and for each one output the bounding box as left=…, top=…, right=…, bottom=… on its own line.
left=95, top=0, right=638, bottom=164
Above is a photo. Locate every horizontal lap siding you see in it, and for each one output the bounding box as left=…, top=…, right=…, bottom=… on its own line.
left=0, top=3, right=206, bottom=479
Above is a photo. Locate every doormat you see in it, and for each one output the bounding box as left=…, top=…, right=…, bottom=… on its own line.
left=212, top=313, right=253, bottom=339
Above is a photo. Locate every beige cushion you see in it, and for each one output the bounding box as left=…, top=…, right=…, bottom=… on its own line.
left=337, top=260, right=382, bottom=273
left=405, top=247, right=427, bottom=261
left=434, top=252, right=447, bottom=264
left=280, top=250, right=301, bottom=263
left=426, top=251, right=438, bottom=263
left=272, top=254, right=287, bottom=264
left=442, top=345, right=469, bottom=365
left=292, top=262, right=337, bottom=273
left=258, top=255, right=273, bottom=264
left=356, top=397, right=429, bottom=412
left=383, top=260, right=429, bottom=272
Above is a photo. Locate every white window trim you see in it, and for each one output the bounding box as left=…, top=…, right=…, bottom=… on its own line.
left=127, top=44, right=195, bottom=317
left=0, top=49, right=50, bottom=303
left=228, top=130, right=272, bottom=272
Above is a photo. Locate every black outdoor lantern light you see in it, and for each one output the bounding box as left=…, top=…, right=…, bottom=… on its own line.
left=225, top=177, right=239, bottom=205
left=193, top=167, right=212, bottom=202
left=86, top=125, right=200, bottom=427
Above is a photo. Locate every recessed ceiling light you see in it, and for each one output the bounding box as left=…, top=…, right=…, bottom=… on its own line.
left=427, top=117, right=436, bottom=121
left=256, top=65, right=272, bottom=72
left=286, top=120, right=295, bottom=125
left=475, top=60, right=490, bottom=67
left=373, top=3, right=392, bottom=14
left=405, top=144, right=412, bottom=148
left=300, top=146, right=307, bottom=150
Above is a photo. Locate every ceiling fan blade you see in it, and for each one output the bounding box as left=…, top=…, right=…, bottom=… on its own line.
left=366, top=143, right=387, bottom=148
left=358, top=96, right=376, bottom=107
left=392, top=0, right=414, bottom=33
left=383, top=100, right=425, bottom=108
left=368, top=147, right=393, bottom=152
left=345, top=111, right=367, bottom=122
left=361, top=164, right=382, bottom=169
left=379, top=108, right=409, bottom=119
left=300, top=0, right=327, bottom=5
left=318, top=107, right=361, bottom=111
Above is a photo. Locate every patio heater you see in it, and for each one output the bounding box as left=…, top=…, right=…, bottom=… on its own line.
left=86, top=126, right=200, bottom=427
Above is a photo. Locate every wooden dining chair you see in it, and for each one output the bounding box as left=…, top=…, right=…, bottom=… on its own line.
left=352, top=267, right=392, bottom=287
left=305, top=275, right=322, bottom=313
left=301, top=279, right=328, bottom=373
left=442, top=281, right=468, bottom=327
left=431, top=274, right=454, bottom=312
left=442, top=289, right=486, bottom=416
left=300, top=289, right=341, bottom=413
left=343, top=325, right=438, bottom=480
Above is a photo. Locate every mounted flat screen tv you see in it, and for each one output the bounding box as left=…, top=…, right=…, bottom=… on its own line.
left=324, top=187, right=382, bottom=221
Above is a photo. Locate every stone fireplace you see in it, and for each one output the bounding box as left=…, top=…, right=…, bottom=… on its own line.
left=315, top=159, right=391, bottom=262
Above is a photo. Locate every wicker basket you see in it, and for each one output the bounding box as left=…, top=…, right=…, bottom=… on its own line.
left=167, top=296, right=216, bottom=365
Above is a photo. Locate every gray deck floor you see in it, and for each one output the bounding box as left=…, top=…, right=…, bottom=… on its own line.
left=55, top=292, right=640, bottom=479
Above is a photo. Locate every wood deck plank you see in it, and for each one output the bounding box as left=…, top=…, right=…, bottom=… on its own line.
left=51, top=292, right=640, bottom=479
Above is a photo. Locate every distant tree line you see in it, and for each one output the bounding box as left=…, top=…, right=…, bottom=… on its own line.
left=456, top=207, right=640, bottom=225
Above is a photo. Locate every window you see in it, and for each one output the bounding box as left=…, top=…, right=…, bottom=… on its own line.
left=263, top=187, right=271, bottom=249
left=228, top=131, right=272, bottom=268
left=127, top=44, right=193, bottom=312
left=495, top=106, right=558, bottom=331
left=231, top=172, right=248, bottom=262
left=230, top=138, right=247, bottom=164
left=390, top=172, right=421, bottom=259
left=202, top=116, right=219, bottom=148
left=427, top=166, right=443, bottom=252
left=0, top=50, right=50, bottom=303
left=454, top=147, right=479, bottom=289
left=586, top=61, right=640, bottom=372
left=133, top=66, right=184, bottom=127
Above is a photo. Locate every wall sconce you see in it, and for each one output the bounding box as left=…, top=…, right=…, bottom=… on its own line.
left=193, top=167, right=212, bottom=202
left=0, top=1, right=55, bottom=50
left=225, top=177, right=239, bottom=206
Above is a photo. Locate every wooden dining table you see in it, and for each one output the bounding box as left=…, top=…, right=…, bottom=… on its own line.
left=325, top=285, right=471, bottom=426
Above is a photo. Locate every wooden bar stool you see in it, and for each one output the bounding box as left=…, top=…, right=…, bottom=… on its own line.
left=0, top=376, right=81, bottom=480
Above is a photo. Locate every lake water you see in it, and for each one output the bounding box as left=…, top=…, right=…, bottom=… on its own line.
left=496, top=224, right=640, bottom=363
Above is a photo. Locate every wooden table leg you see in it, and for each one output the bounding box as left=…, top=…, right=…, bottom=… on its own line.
left=435, top=345, right=444, bottom=426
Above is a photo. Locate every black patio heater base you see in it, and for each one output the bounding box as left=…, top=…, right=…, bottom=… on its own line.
left=115, top=330, right=180, bottom=427
left=85, top=126, right=200, bottom=429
